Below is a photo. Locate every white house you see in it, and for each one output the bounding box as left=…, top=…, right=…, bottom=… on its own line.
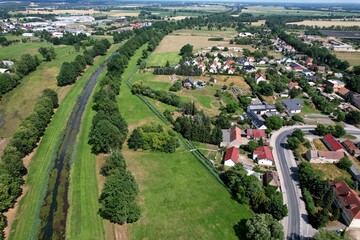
left=255, top=73, right=267, bottom=84
left=253, top=146, right=273, bottom=166
left=224, top=146, right=240, bottom=167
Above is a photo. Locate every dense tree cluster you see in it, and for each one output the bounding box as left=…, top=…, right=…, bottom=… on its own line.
left=132, top=83, right=181, bottom=107
left=51, top=32, right=89, bottom=46
left=0, top=89, right=58, bottom=234
left=314, top=124, right=346, bottom=138
left=16, top=53, right=41, bottom=76
left=98, top=153, right=140, bottom=224
left=222, top=164, right=288, bottom=221
left=174, top=110, right=222, bottom=145
left=113, top=30, right=134, bottom=44
left=38, top=47, right=56, bottom=61
left=298, top=162, right=338, bottom=228
left=57, top=39, right=111, bottom=86
left=128, top=124, right=180, bottom=153
left=244, top=214, right=284, bottom=240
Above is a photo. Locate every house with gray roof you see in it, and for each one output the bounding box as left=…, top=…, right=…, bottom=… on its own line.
left=282, top=99, right=303, bottom=113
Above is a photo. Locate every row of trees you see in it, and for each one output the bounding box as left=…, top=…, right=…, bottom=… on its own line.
left=0, top=89, right=58, bottom=235
left=57, top=39, right=111, bottom=86
left=153, top=64, right=202, bottom=76
left=38, top=47, right=56, bottom=61
left=222, top=164, right=288, bottom=221
left=314, top=124, right=346, bottom=138
left=128, top=124, right=180, bottom=153
left=132, top=83, right=182, bottom=107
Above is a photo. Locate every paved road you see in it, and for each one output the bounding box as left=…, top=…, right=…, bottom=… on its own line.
left=271, top=126, right=360, bottom=240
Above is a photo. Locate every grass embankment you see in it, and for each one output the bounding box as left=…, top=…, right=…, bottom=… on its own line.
left=118, top=45, right=252, bottom=239
left=0, top=45, right=79, bottom=152
left=66, top=70, right=108, bottom=240
left=8, top=44, right=120, bottom=240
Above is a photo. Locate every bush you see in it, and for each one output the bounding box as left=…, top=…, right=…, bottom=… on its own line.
left=337, top=157, right=352, bottom=170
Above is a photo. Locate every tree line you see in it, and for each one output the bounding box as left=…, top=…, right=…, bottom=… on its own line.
left=57, top=39, right=111, bottom=86
left=93, top=26, right=169, bottom=224
left=0, top=89, right=58, bottom=236
left=0, top=54, right=41, bottom=99
left=128, top=124, right=180, bottom=153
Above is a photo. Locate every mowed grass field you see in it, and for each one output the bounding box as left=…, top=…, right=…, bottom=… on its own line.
left=8, top=44, right=120, bottom=240
left=334, top=52, right=360, bottom=66
left=0, top=41, right=53, bottom=60
left=0, top=45, right=78, bottom=153
left=147, top=52, right=181, bottom=67
left=117, top=45, right=252, bottom=239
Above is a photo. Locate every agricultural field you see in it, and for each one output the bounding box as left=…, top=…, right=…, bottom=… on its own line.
left=162, top=4, right=229, bottom=13
left=251, top=20, right=266, bottom=26
left=334, top=52, right=360, bottom=66
left=0, top=45, right=79, bottom=154
left=7, top=47, right=118, bottom=240
left=241, top=6, right=356, bottom=17
left=116, top=45, right=253, bottom=239
left=288, top=20, right=360, bottom=27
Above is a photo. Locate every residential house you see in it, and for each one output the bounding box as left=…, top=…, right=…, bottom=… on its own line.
left=224, top=146, right=240, bottom=167
left=289, top=63, right=304, bottom=72
left=279, top=90, right=289, bottom=98
left=327, top=79, right=346, bottom=92
left=342, top=140, right=360, bottom=156
left=334, top=73, right=343, bottom=79
left=228, top=68, right=235, bottom=75
left=331, top=180, right=360, bottom=229
left=247, top=56, right=255, bottom=62
left=183, top=78, right=196, bottom=89
left=305, top=150, right=345, bottom=163
left=351, top=93, right=360, bottom=109
left=349, top=165, right=360, bottom=185
left=242, top=65, right=255, bottom=72
left=246, top=111, right=267, bottom=130
left=236, top=56, right=246, bottom=64
left=317, top=66, right=326, bottom=73
left=255, top=73, right=267, bottom=84
left=263, top=171, right=281, bottom=191
left=238, top=32, right=254, bottom=37
left=253, top=146, right=274, bottom=166
left=197, top=62, right=206, bottom=72
left=245, top=129, right=266, bottom=140
left=288, top=82, right=299, bottom=90
left=305, top=58, right=313, bottom=66
left=323, top=134, right=345, bottom=152
left=247, top=102, right=277, bottom=115
left=282, top=99, right=303, bottom=114
left=220, top=126, right=242, bottom=148
left=337, top=88, right=351, bottom=99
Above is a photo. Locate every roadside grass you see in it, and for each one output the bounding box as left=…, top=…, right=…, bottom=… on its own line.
left=8, top=44, right=120, bottom=240
left=0, top=45, right=78, bottom=152
left=147, top=52, right=181, bottom=67
left=118, top=46, right=253, bottom=239
left=312, top=163, right=352, bottom=181
left=313, top=139, right=329, bottom=151
left=66, top=71, right=108, bottom=240
left=343, top=134, right=357, bottom=140
left=0, top=41, right=53, bottom=60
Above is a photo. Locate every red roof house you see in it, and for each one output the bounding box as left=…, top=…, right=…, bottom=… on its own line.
left=288, top=82, right=299, bottom=90
left=246, top=129, right=266, bottom=139
left=253, top=146, right=273, bottom=166
left=224, top=146, right=239, bottom=167
left=331, top=180, right=360, bottom=229
left=342, top=140, right=360, bottom=156
left=220, top=126, right=242, bottom=148
left=323, top=134, right=345, bottom=152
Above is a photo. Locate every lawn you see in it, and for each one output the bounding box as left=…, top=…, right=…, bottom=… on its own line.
left=147, top=52, right=181, bottom=67
left=117, top=46, right=253, bottom=239
left=0, top=45, right=79, bottom=153
left=8, top=44, right=120, bottom=240
left=0, top=41, right=53, bottom=60
left=66, top=71, right=109, bottom=240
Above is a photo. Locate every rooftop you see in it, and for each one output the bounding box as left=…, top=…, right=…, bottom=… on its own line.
left=253, top=146, right=273, bottom=161
left=331, top=180, right=360, bottom=220
left=282, top=99, right=303, bottom=111
left=323, top=134, right=344, bottom=151
left=224, top=146, right=239, bottom=163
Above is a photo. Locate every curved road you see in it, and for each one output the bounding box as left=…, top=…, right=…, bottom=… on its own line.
left=271, top=126, right=360, bottom=240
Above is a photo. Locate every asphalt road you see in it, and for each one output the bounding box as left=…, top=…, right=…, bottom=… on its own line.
left=272, top=126, right=360, bottom=240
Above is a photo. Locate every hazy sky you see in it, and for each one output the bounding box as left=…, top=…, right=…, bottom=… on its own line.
left=206, top=0, right=360, bottom=3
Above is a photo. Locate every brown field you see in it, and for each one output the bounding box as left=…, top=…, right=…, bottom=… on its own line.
left=169, top=16, right=189, bottom=20
left=12, top=9, right=101, bottom=15
left=154, top=35, right=230, bottom=53
left=288, top=20, right=360, bottom=27
left=312, top=163, right=352, bottom=181
left=334, top=51, right=360, bottom=66
left=313, top=139, right=329, bottom=151
left=251, top=20, right=266, bottom=26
